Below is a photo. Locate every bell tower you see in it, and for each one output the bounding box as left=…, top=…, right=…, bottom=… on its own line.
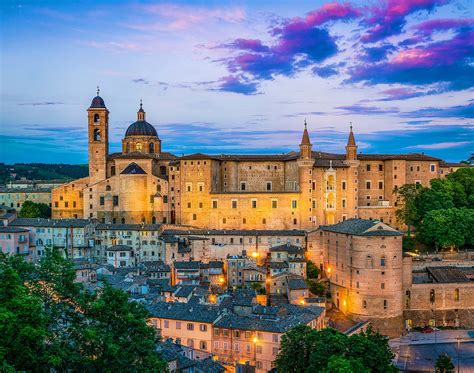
left=87, top=87, right=109, bottom=184
left=345, top=123, right=357, bottom=161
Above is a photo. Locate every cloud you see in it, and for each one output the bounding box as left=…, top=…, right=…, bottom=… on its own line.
left=348, top=27, right=474, bottom=92
left=138, top=4, right=246, bottom=31
left=413, top=18, right=474, bottom=38
left=132, top=78, right=150, bottom=84
left=334, top=104, right=399, bottom=115
left=359, top=44, right=397, bottom=62
left=215, top=2, right=359, bottom=92
left=313, top=63, right=344, bottom=77
left=85, top=41, right=142, bottom=51
left=402, top=102, right=474, bottom=118
left=376, top=87, right=428, bottom=101
left=213, top=75, right=260, bottom=95
left=406, top=141, right=472, bottom=149
left=361, top=0, right=449, bottom=43
left=18, top=102, right=64, bottom=106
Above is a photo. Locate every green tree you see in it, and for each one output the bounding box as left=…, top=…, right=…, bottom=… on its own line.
left=435, top=352, right=455, bottom=373
left=447, top=167, right=474, bottom=197
left=78, top=284, right=167, bottom=372
left=276, top=326, right=397, bottom=373
left=275, top=325, right=318, bottom=373
left=0, top=254, right=49, bottom=371
left=19, top=200, right=51, bottom=218
left=306, top=260, right=319, bottom=279
left=394, top=184, right=421, bottom=236
left=307, top=279, right=325, bottom=296
left=0, top=249, right=167, bottom=372
left=323, top=355, right=368, bottom=373
left=419, top=208, right=474, bottom=250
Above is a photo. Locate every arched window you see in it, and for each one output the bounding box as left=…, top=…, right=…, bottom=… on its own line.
left=94, top=113, right=100, bottom=123
left=160, top=166, right=167, bottom=176
left=152, top=216, right=156, bottom=224
left=149, top=142, right=154, bottom=153
left=136, top=143, right=142, bottom=152
left=106, top=185, right=111, bottom=191
left=430, top=289, right=435, bottom=303
left=454, top=288, right=460, bottom=301
left=93, top=129, right=101, bottom=141
left=157, top=184, right=161, bottom=193
left=121, top=217, right=125, bottom=224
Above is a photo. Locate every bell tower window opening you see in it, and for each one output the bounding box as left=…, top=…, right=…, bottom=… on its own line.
left=93, top=129, right=101, bottom=141
left=93, top=113, right=100, bottom=124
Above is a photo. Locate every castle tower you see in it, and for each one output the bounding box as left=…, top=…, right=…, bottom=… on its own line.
left=345, top=123, right=357, bottom=161
left=297, top=120, right=315, bottom=229
left=299, top=120, right=312, bottom=160
left=87, top=87, right=109, bottom=184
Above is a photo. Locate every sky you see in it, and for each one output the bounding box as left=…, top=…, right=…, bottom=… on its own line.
left=0, top=0, right=473, bottom=164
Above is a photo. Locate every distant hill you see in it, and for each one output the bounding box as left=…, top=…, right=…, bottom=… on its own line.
left=0, top=163, right=88, bottom=184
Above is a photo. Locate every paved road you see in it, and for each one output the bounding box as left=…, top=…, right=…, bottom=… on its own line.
left=391, top=330, right=474, bottom=372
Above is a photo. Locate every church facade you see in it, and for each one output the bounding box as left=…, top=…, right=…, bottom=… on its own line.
left=51, top=92, right=461, bottom=230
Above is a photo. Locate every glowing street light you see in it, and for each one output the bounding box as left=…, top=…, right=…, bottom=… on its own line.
left=252, top=251, right=259, bottom=258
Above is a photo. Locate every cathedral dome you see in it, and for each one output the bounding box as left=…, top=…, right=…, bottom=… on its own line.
left=124, top=101, right=158, bottom=138
left=125, top=120, right=158, bottom=137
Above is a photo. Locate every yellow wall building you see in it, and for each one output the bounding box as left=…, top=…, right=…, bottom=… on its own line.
left=52, top=93, right=465, bottom=230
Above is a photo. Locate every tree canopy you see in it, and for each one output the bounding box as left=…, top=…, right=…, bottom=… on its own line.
left=394, top=168, right=474, bottom=251
left=435, top=352, right=455, bottom=373
left=0, top=250, right=167, bottom=372
left=275, top=325, right=397, bottom=373
left=19, top=200, right=51, bottom=218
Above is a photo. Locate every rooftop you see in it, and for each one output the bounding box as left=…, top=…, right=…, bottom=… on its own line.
left=10, top=218, right=91, bottom=228
left=319, top=218, right=402, bottom=236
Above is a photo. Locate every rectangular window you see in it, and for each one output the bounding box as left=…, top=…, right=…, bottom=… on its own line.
left=100, top=196, right=105, bottom=205
left=366, top=181, right=371, bottom=190
left=199, top=324, right=207, bottom=332
left=176, top=322, right=181, bottom=330
left=213, top=328, right=219, bottom=336
left=430, top=164, right=436, bottom=172
left=240, top=182, right=246, bottom=191
left=378, top=181, right=383, bottom=189
left=257, top=346, right=262, bottom=354
left=342, top=181, right=347, bottom=190
left=266, top=182, right=272, bottom=191
left=214, top=341, right=219, bottom=349
left=273, top=347, right=279, bottom=355
left=272, top=334, right=278, bottom=343
left=164, top=320, right=169, bottom=328
left=381, top=283, right=385, bottom=289
left=366, top=164, right=371, bottom=171
left=113, top=196, right=119, bottom=206
left=292, top=200, right=297, bottom=209
left=187, top=323, right=194, bottom=331
left=198, top=183, right=204, bottom=192
left=363, top=300, right=367, bottom=309
left=378, top=164, right=383, bottom=171
left=232, top=200, right=237, bottom=209
left=212, top=200, right=218, bottom=209
left=272, top=199, right=278, bottom=209
left=342, top=199, right=346, bottom=208
left=384, top=300, right=388, bottom=309
left=251, top=199, right=257, bottom=208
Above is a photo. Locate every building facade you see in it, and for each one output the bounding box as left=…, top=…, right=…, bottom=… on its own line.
left=51, top=93, right=465, bottom=230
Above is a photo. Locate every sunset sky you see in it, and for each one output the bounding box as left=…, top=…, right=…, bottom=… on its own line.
left=1, top=0, right=472, bottom=163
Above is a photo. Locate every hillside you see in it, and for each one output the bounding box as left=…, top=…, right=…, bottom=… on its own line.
left=0, top=163, right=88, bottom=184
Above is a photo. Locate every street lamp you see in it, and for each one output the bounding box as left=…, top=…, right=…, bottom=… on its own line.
left=253, top=336, right=258, bottom=368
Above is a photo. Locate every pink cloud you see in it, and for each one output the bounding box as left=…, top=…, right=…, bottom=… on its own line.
left=142, top=4, right=246, bottom=30
left=361, top=0, right=450, bottom=43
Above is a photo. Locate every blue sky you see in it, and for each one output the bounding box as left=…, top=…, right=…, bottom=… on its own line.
left=0, top=0, right=472, bottom=163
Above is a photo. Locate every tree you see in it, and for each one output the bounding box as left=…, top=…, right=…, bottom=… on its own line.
left=323, top=355, right=368, bottom=373
left=0, top=249, right=167, bottom=372
left=19, top=200, right=51, bottom=218
left=307, top=279, right=325, bottom=296
left=276, top=325, right=397, bottom=373
left=0, top=254, right=49, bottom=371
left=394, top=184, right=421, bottom=236
left=418, top=208, right=474, bottom=250
left=307, top=260, right=319, bottom=279
left=435, top=352, right=455, bottom=373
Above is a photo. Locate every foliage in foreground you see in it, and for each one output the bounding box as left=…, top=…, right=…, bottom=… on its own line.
left=0, top=250, right=167, bottom=372
left=275, top=325, right=398, bottom=373
left=435, top=352, right=455, bottom=373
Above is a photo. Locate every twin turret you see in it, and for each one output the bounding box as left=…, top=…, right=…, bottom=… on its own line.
left=298, top=120, right=358, bottom=161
